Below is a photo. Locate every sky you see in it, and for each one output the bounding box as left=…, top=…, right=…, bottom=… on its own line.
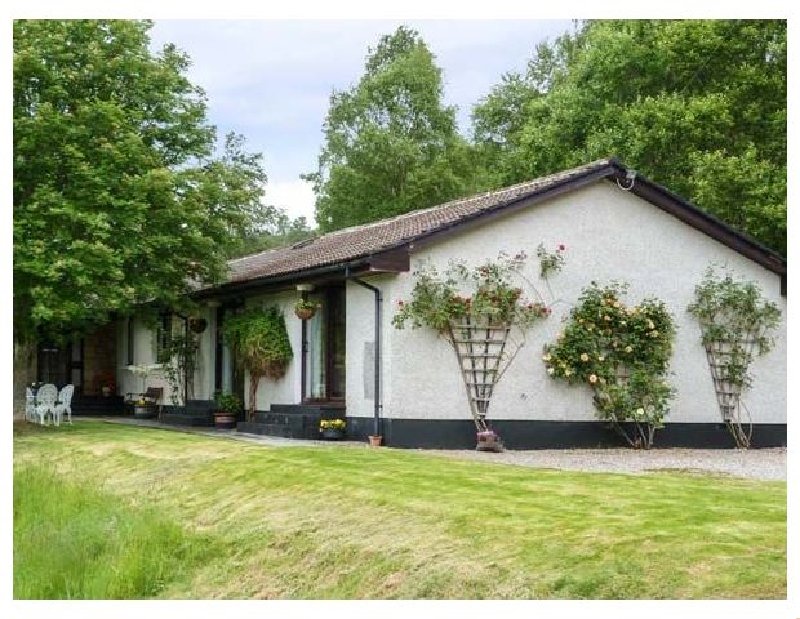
left=147, top=20, right=575, bottom=226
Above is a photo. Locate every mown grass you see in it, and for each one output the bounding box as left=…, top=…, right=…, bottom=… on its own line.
left=13, top=420, right=786, bottom=599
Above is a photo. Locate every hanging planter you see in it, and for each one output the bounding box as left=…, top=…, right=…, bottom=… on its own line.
left=189, top=317, right=208, bottom=334
left=294, top=298, right=321, bottom=320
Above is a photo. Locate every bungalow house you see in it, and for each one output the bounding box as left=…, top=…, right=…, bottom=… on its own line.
left=27, top=158, right=787, bottom=448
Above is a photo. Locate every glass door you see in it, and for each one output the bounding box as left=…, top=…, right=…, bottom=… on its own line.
left=304, top=286, right=345, bottom=401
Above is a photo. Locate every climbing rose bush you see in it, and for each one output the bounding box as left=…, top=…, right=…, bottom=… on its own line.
left=543, top=281, right=677, bottom=448
left=392, top=251, right=552, bottom=333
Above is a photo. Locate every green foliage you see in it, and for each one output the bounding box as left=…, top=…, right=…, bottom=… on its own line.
left=13, top=464, right=212, bottom=599
left=544, top=282, right=677, bottom=448
left=304, top=26, right=481, bottom=232
left=157, top=327, right=199, bottom=406
left=392, top=251, right=552, bottom=334
left=213, top=391, right=243, bottom=415
left=231, top=214, right=314, bottom=259
left=472, top=19, right=786, bottom=256
left=536, top=243, right=566, bottom=278
left=687, top=266, right=781, bottom=390
left=221, top=307, right=292, bottom=419
left=13, top=20, right=272, bottom=341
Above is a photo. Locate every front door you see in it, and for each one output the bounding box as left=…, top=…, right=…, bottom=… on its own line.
left=215, top=305, right=246, bottom=419
left=37, top=339, right=83, bottom=393
left=304, top=286, right=346, bottom=402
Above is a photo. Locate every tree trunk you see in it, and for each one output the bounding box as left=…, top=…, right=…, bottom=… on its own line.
left=248, top=373, right=260, bottom=422
left=13, top=339, right=37, bottom=420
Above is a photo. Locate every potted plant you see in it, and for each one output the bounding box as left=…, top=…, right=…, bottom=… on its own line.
left=294, top=298, right=321, bottom=320
left=132, top=394, right=156, bottom=419
left=319, top=418, right=346, bottom=440
left=94, top=371, right=116, bottom=397
left=368, top=435, right=382, bottom=447
left=213, top=392, right=242, bottom=430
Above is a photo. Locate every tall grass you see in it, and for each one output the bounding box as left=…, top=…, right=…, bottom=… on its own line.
left=13, top=464, right=212, bottom=599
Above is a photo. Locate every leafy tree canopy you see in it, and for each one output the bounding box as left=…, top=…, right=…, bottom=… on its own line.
left=303, top=26, right=484, bottom=233
left=14, top=19, right=273, bottom=342
left=472, top=19, right=786, bottom=256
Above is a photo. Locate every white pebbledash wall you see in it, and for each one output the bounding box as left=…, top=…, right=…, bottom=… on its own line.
left=376, top=180, right=786, bottom=425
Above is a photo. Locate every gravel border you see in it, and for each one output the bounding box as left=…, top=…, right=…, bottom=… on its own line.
left=419, top=446, right=787, bottom=481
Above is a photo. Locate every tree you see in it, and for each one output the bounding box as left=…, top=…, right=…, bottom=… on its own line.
left=232, top=212, right=314, bottom=258
left=303, top=26, right=480, bottom=232
left=13, top=19, right=271, bottom=342
left=472, top=20, right=786, bottom=256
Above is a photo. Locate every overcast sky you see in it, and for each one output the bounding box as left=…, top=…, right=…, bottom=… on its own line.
left=148, top=20, right=574, bottom=225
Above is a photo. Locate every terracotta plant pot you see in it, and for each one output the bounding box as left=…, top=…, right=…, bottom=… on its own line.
left=213, top=412, right=237, bottom=430
left=368, top=435, right=382, bottom=447
left=476, top=430, right=503, bottom=453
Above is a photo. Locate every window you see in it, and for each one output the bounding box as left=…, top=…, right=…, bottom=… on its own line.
left=155, top=313, right=172, bottom=362
left=126, top=318, right=135, bottom=365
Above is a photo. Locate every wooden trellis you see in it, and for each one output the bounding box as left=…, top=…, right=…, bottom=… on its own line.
left=447, top=317, right=511, bottom=434
left=701, top=334, right=757, bottom=448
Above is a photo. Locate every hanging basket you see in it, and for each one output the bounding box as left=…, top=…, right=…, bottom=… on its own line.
left=189, top=317, right=208, bottom=334
left=294, top=307, right=316, bottom=320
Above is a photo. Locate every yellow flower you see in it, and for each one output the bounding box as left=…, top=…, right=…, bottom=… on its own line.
left=625, top=345, right=633, bottom=353
left=547, top=367, right=555, bottom=375
left=557, top=331, right=564, bottom=341
left=647, top=320, right=655, bottom=329
left=651, top=330, right=659, bottom=337
left=542, top=353, right=551, bottom=362
left=634, top=408, right=645, bottom=417
left=598, top=355, right=605, bottom=362
left=613, top=301, right=621, bottom=309
left=564, top=368, right=573, bottom=377
left=589, top=374, right=597, bottom=384
left=620, top=320, right=626, bottom=326
left=580, top=353, right=589, bottom=362
left=603, top=315, right=611, bottom=321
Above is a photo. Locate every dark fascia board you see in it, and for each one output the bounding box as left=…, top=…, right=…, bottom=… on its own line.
left=605, top=158, right=786, bottom=278
left=189, top=251, right=407, bottom=301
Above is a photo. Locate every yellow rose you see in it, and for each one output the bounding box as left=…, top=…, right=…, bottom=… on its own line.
left=625, top=346, right=633, bottom=353
left=589, top=374, right=597, bottom=384
left=598, top=355, right=605, bottom=362
left=542, top=353, right=551, bottom=362
left=580, top=353, right=589, bottom=362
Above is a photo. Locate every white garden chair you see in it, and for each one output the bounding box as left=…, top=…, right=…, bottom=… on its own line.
left=25, top=387, right=36, bottom=422
left=33, top=383, right=58, bottom=425
left=53, top=384, right=75, bottom=425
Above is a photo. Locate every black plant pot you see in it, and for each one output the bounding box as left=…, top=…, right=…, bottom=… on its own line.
left=321, top=428, right=345, bottom=440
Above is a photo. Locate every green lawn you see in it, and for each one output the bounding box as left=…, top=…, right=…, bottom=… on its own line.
left=13, top=420, right=786, bottom=599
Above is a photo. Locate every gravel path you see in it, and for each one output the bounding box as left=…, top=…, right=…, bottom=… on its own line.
left=420, top=447, right=786, bottom=481
left=97, top=418, right=786, bottom=481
